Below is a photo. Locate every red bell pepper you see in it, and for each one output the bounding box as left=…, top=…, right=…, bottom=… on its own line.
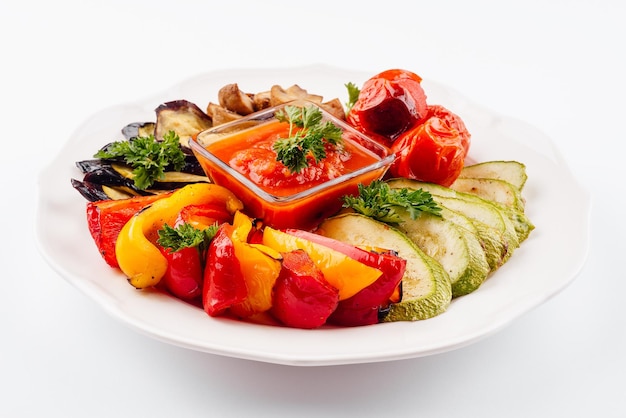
left=177, top=203, right=234, bottom=228
left=263, top=227, right=382, bottom=301
left=159, top=246, right=203, bottom=301
left=228, top=212, right=282, bottom=318
left=115, top=184, right=243, bottom=290
left=86, top=193, right=170, bottom=268
left=203, top=223, right=247, bottom=317
left=329, top=248, right=405, bottom=326
left=283, top=229, right=406, bottom=326
left=271, top=249, right=339, bottom=329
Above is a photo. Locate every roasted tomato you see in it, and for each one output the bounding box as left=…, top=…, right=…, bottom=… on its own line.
left=389, top=105, right=471, bottom=187
left=427, top=104, right=471, bottom=155
left=347, top=69, right=428, bottom=145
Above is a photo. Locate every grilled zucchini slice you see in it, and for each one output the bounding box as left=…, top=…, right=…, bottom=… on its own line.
left=317, top=213, right=452, bottom=322
left=459, top=160, right=527, bottom=190
left=395, top=208, right=491, bottom=298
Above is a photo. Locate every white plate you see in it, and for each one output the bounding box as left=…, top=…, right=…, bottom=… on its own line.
left=35, top=64, right=590, bottom=366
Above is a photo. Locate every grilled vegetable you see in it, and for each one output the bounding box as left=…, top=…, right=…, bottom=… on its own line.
left=85, top=193, right=171, bottom=268
left=317, top=213, right=452, bottom=322
left=122, top=122, right=156, bottom=140
left=426, top=179, right=531, bottom=242
left=393, top=208, right=490, bottom=298
left=430, top=202, right=507, bottom=272
left=458, top=161, right=528, bottom=190
left=387, top=177, right=535, bottom=271
left=450, top=177, right=526, bottom=212
left=154, top=100, right=213, bottom=148
left=115, top=183, right=243, bottom=289
left=206, top=102, right=244, bottom=126
left=95, top=131, right=188, bottom=190
left=262, top=226, right=383, bottom=301
left=284, top=228, right=406, bottom=326
left=271, top=249, right=339, bottom=329
left=218, top=83, right=256, bottom=115
left=71, top=178, right=126, bottom=201
left=72, top=158, right=208, bottom=201
left=339, top=180, right=487, bottom=296
left=346, top=69, right=428, bottom=145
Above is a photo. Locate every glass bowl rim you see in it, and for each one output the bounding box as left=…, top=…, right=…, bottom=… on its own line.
left=188, top=100, right=396, bottom=204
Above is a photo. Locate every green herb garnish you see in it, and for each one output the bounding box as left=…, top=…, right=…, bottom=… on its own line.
left=343, top=180, right=441, bottom=224
left=345, top=82, right=361, bottom=112
left=94, top=130, right=186, bottom=190
left=157, top=222, right=218, bottom=257
left=273, top=105, right=343, bottom=173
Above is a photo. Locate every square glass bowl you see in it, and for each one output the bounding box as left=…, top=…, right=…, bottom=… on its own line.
left=189, top=100, right=394, bottom=230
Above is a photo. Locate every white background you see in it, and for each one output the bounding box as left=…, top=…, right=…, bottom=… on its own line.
left=2, top=0, right=624, bottom=416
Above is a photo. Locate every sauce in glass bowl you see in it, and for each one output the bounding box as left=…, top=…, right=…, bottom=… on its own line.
left=189, top=101, right=394, bottom=230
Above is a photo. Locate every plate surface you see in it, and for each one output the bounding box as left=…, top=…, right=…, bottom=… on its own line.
left=35, top=65, right=590, bottom=366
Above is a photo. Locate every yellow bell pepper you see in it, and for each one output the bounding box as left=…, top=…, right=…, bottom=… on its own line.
left=262, top=227, right=382, bottom=300
left=229, top=211, right=282, bottom=318
left=115, top=183, right=243, bottom=289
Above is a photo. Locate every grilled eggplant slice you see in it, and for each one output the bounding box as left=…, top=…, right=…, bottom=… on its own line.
left=73, top=159, right=208, bottom=201
left=72, top=178, right=111, bottom=201
left=154, top=100, right=213, bottom=148
left=82, top=163, right=145, bottom=191
left=122, top=122, right=156, bottom=140
left=108, top=163, right=208, bottom=190
left=83, top=143, right=206, bottom=176
left=71, top=178, right=142, bottom=201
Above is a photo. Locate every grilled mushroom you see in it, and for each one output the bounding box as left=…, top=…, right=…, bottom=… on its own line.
left=268, top=85, right=345, bottom=119
left=319, top=97, right=347, bottom=120
left=269, top=84, right=324, bottom=107
left=206, top=102, right=243, bottom=126
left=218, top=83, right=256, bottom=115
left=252, top=90, right=272, bottom=110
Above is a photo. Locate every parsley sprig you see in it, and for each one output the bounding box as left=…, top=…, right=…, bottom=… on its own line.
left=343, top=180, right=441, bottom=224
left=273, top=105, right=343, bottom=173
left=345, top=82, right=361, bottom=112
left=94, top=130, right=186, bottom=190
left=157, top=222, right=219, bottom=261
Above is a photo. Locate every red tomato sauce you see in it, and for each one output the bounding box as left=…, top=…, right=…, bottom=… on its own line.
left=193, top=118, right=390, bottom=230
left=207, top=120, right=379, bottom=197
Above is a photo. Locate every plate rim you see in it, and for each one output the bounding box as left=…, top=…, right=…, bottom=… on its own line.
left=35, top=64, right=592, bottom=366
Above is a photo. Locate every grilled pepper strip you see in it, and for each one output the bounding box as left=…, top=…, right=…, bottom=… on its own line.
left=115, top=183, right=243, bottom=289
left=262, top=227, right=382, bottom=300
left=283, top=229, right=406, bottom=326
left=86, top=193, right=170, bottom=268
left=229, top=211, right=282, bottom=318
left=203, top=223, right=247, bottom=316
